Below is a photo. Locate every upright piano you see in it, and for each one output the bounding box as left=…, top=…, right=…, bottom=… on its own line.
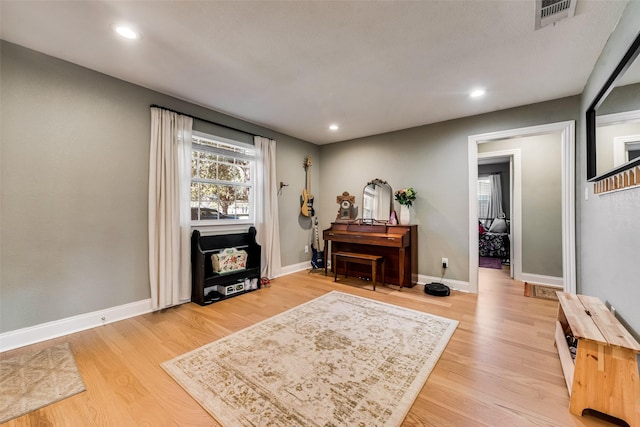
left=323, top=222, right=418, bottom=289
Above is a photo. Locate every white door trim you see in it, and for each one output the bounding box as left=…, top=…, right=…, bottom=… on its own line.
left=468, top=121, right=576, bottom=294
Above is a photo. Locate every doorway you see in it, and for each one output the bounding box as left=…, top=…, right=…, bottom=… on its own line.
left=477, top=153, right=517, bottom=281
left=467, top=121, right=576, bottom=295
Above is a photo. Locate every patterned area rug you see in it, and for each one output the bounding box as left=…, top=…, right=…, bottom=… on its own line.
left=0, top=342, right=86, bottom=423
left=162, top=291, right=458, bottom=427
left=524, top=282, right=560, bottom=301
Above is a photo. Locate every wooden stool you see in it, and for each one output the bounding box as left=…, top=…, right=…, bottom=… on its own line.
left=333, top=251, right=384, bottom=291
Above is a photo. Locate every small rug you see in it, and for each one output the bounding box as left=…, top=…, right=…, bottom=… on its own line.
left=162, top=291, right=458, bottom=427
left=479, top=256, right=502, bottom=269
left=524, top=282, right=560, bottom=301
left=0, top=342, right=86, bottom=423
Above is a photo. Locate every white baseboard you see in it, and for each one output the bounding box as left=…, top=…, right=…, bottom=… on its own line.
left=276, top=261, right=312, bottom=277
left=420, top=274, right=470, bottom=293
left=0, top=265, right=470, bottom=352
left=0, top=299, right=154, bottom=352
left=275, top=265, right=472, bottom=293
left=520, top=273, right=564, bottom=288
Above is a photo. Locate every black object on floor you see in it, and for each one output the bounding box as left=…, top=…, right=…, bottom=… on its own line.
left=424, top=282, right=450, bottom=297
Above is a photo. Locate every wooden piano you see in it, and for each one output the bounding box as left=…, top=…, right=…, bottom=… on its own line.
left=323, top=222, right=418, bottom=289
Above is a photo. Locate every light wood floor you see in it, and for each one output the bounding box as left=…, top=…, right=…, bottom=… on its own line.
left=2, top=268, right=617, bottom=426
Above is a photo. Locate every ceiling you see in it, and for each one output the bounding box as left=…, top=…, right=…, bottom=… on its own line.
left=0, top=1, right=629, bottom=145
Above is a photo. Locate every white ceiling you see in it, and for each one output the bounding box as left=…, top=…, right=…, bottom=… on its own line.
left=0, top=1, right=629, bottom=144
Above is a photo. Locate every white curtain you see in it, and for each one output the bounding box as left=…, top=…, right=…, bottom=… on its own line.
left=487, top=174, right=505, bottom=221
left=148, top=108, right=193, bottom=310
left=254, top=136, right=281, bottom=278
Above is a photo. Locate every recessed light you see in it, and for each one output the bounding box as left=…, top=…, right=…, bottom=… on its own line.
left=115, top=25, right=138, bottom=40
left=329, top=124, right=339, bottom=131
left=470, top=89, right=486, bottom=98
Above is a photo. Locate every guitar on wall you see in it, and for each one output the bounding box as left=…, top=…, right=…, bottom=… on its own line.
left=311, top=217, right=325, bottom=269
left=301, top=155, right=315, bottom=217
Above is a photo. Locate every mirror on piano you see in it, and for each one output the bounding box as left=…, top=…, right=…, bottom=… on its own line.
left=362, top=178, right=393, bottom=223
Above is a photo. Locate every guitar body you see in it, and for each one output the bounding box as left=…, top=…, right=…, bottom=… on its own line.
left=311, top=245, right=324, bottom=269
left=306, top=194, right=315, bottom=217
left=311, top=217, right=324, bottom=269
left=301, top=189, right=310, bottom=217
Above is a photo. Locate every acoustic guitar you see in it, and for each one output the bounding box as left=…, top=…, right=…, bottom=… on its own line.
left=301, top=155, right=315, bottom=217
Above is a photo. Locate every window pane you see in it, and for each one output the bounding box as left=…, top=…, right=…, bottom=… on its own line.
left=191, top=155, right=199, bottom=178
left=198, top=183, right=218, bottom=201
left=218, top=158, right=248, bottom=183
left=217, top=184, right=235, bottom=216
left=190, top=182, right=199, bottom=201
left=234, top=187, right=250, bottom=219
left=477, top=177, right=491, bottom=220
left=198, top=152, right=217, bottom=180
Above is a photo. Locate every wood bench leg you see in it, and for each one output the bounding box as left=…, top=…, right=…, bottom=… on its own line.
left=372, top=260, right=377, bottom=291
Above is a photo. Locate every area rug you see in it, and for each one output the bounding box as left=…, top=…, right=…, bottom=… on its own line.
left=524, top=282, right=560, bottom=301
left=479, top=256, right=502, bottom=269
left=0, top=342, right=86, bottom=423
left=162, top=291, right=458, bottom=427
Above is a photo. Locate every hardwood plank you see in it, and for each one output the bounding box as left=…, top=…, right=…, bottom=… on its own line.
left=2, top=267, right=614, bottom=426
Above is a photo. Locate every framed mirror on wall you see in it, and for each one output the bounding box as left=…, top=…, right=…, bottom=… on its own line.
left=587, top=31, right=640, bottom=181
left=362, top=179, right=393, bottom=223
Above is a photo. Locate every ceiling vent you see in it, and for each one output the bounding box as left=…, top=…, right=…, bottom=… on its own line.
left=535, top=0, right=577, bottom=30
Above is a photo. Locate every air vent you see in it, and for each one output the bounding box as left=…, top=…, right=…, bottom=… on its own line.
left=535, top=0, right=576, bottom=29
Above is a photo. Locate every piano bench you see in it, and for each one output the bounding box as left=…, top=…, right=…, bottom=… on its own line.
left=333, top=252, right=385, bottom=291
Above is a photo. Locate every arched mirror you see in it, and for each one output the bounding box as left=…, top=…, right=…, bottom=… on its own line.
left=362, top=179, right=393, bottom=223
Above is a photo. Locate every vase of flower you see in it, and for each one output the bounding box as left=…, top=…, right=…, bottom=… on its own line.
left=399, top=204, right=410, bottom=225
left=394, top=187, right=417, bottom=225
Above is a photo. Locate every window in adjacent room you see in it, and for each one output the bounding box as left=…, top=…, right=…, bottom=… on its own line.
left=477, top=175, right=491, bottom=228
left=191, top=131, right=255, bottom=224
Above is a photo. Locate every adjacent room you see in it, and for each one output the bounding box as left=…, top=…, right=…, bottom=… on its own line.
left=2, top=1, right=639, bottom=426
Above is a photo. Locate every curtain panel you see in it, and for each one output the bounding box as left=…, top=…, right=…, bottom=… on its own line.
left=254, top=136, right=282, bottom=278
left=148, top=108, right=193, bottom=310
left=487, top=174, right=504, bottom=221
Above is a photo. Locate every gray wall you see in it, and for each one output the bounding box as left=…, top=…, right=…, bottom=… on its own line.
left=319, top=96, right=579, bottom=282
left=0, top=41, right=317, bottom=333
left=578, top=2, right=640, bottom=336
left=479, top=134, right=563, bottom=277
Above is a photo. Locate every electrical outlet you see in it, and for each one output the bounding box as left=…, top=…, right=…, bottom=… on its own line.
left=442, top=258, right=448, bottom=268
left=304, top=245, right=309, bottom=254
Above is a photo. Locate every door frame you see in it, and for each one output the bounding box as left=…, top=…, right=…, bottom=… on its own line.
left=467, top=121, right=576, bottom=294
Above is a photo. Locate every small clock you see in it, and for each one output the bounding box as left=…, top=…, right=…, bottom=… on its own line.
left=336, top=192, right=356, bottom=221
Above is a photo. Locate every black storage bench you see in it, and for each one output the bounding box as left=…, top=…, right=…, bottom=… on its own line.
left=191, top=227, right=262, bottom=305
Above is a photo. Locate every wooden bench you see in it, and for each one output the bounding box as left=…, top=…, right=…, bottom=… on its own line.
left=332, top=252, right=385, bottom=291
left=555, top=292, right=640, bottom=426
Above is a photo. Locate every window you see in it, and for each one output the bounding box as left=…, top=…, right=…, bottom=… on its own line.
left=191, top=132, right=255, bottom=224
left=477, top=176, right=491, bottom=225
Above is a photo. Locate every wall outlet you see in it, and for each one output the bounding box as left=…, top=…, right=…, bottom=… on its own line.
left=304, top=245, right=309, bottom=254
left=442, top=258, right=448, bottom=268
